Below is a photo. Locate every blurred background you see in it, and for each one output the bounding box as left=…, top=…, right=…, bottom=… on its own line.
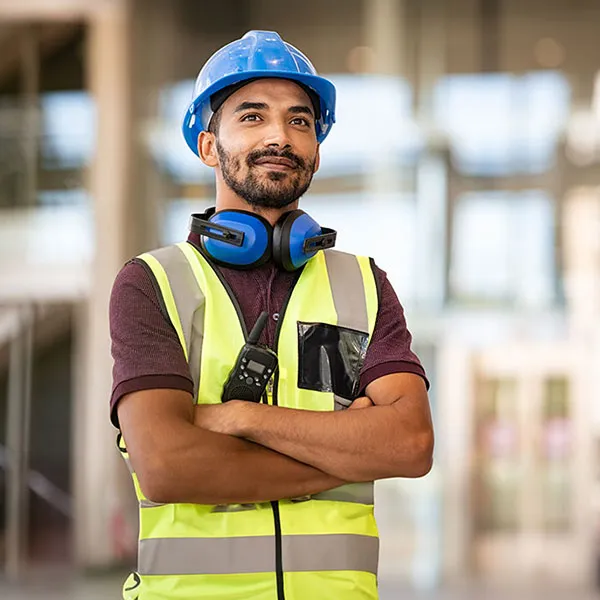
left=0, top=0, right=599, bottom=598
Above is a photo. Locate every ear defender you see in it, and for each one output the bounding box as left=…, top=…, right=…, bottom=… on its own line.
left=190, top=208, right=273, bottom=269
left=272, top=210, right=337, bottom=271
left=189, top=208, right=337, bottom=271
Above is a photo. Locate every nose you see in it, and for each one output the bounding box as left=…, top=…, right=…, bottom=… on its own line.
left=262, top=120, right=292, bottom=150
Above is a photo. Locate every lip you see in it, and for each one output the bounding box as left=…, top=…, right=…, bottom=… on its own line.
left=253, top=157, right=297, bottom=170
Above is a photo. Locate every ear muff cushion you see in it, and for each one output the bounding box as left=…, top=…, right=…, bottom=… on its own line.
left=273, top=210, right=301, bottom=271
left=201, top=210, right=273, bottom=268
left=273, top=210, right=322, bottom=271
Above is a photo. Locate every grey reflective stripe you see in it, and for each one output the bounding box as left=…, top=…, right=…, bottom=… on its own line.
left=323, top=250, right=369, bottom=333
left=146, top=245, right=205, bottom=399
left=138, top=534, right=378, bottom=576
left=311, top=482, right=374, bottom=505
left=283, top=534, right=379, bottom=575
left=139, top=536, right=275, bottom=575
left=325, top=251, right=370, bottom=410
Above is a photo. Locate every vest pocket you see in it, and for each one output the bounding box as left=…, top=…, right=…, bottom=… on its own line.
left=297, top=322, right=369, bottom=400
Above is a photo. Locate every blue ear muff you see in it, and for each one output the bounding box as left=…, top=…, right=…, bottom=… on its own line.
left=273, top=210, right=337, bottom=272
left=190, top=209, right=272, bottom=269
left=273, top=210, right=319, bottom=272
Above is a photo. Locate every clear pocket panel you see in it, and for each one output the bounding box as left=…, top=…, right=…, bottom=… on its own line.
left=297, top=322, right=369, bottom=400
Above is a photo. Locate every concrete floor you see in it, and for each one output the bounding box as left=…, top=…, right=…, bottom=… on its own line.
left=0, top=574, right=596, bottom=600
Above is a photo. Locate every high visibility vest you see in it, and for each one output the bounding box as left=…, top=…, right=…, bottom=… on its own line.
left=118, top=241, right=380, bottom=600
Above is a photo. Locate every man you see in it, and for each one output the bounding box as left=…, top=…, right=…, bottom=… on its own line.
left=110, top=30, right=433, bottom=600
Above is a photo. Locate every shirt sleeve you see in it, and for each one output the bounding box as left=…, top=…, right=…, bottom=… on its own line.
left=109, top=260, right=194, bottom=429
left=359, top=263, right=430, bottom=393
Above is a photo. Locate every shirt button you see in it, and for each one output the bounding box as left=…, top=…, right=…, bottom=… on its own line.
left=272, top=313, right=279, bottom=322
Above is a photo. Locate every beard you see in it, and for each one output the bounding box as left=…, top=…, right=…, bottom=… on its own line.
left=216, top=143, right=317, bottom=210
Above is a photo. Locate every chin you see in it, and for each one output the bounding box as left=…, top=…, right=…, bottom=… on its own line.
left=264, top=172, right=290, bottom=183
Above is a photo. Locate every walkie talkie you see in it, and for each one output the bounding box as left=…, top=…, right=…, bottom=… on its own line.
left=221, top=311, right=278, bottom=403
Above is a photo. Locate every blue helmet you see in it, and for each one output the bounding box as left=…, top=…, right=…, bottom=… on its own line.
left=182, top=30, right=336, bottom=156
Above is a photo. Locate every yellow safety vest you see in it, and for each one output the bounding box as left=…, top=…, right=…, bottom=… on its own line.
left=118, top=241, right=380, bottom=600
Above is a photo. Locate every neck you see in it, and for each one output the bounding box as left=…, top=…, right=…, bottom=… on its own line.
left=214, top=181, right=299, bottom=227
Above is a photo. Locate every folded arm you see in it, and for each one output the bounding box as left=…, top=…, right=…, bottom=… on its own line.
left=195, top=373, right=434, bottom=482
left=117, top=388, right=346, bottom=505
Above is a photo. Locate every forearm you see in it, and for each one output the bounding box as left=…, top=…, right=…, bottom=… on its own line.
left=236, top=403, right=432, bottom=481
left=140, top=422, right=345, bottom=505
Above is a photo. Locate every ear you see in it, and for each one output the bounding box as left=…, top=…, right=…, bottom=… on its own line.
left=198, top=130, right=219, bottom=167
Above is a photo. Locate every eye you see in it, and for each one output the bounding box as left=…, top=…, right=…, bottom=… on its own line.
left=290, top=117, right=311, bottom=127
left=241, top=113, right=262, bottom=122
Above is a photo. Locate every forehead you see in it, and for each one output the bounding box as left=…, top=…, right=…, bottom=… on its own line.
left=221, top=79, right=313, bottom=113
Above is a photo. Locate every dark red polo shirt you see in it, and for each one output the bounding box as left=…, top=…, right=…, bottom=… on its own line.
left=109, top=232, right=429, bottom=428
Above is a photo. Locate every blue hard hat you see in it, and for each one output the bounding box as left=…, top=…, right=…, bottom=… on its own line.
left=182, top=30, right=336, bottom=156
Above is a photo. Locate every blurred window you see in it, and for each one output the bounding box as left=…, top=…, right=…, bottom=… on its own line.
left=0, top=191, right=93, bottom=267
left=434, top=71, right=570, bottom=177
left=41, top=91, right=95, bottom=170
left=0, top=92, right=93, bottom=208
left=318, top=74, right=422, bottom=178
left=449, top=190, right=556, bottom=308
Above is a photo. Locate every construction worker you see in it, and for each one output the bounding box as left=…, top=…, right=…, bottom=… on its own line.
left=110, top=30, right=433, bottom=600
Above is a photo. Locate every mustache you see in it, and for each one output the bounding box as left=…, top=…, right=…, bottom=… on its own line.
left=246, top=148, right=306, bottom=170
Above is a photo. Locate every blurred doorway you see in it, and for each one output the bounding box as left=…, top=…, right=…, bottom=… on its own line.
left=470, top=342, right=592, bottom=585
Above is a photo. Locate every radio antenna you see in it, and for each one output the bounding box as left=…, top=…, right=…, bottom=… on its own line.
left=247, top=311, right=269, bottom=344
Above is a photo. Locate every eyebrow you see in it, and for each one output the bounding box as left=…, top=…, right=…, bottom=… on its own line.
left=233, top=101, right=315, bottom=118
left=233, top=101, right=269, bottom=113
left=289, top=105, right=315, bottom=118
